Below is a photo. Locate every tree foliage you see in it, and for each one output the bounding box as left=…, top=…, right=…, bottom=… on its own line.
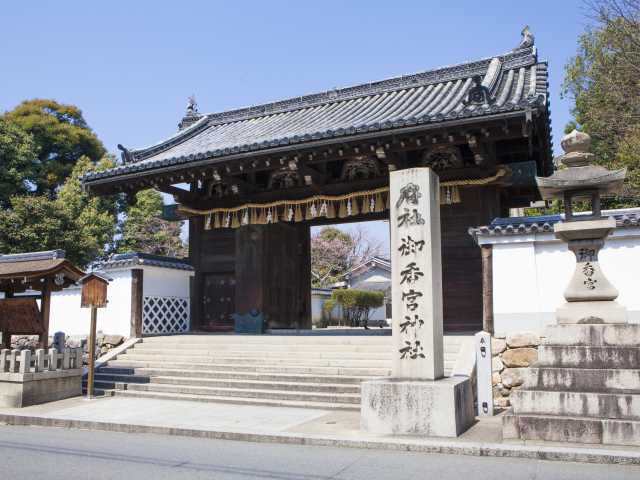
left=117, top=189, right=187, bottom=258
left=563, top=0, right=640, bottom=204
left=0, top=118, right=39, bottom=207
left=0, top=98, right=186, bottom=265
left=0, top=156, right=118, bottom=267
left=325, top=289, right=385, bottom=328
left=3, top=99, right=105, bottom=197
left=310, top=225, right=385, bottom=287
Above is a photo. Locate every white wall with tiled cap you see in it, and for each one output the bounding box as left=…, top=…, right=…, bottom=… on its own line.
left=477, top=226, right=640, bottom=336
left=47, top=269, right=132, bottom=337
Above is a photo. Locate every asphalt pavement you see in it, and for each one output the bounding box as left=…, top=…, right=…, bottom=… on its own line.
left=0, top=424, right=638, bottom=480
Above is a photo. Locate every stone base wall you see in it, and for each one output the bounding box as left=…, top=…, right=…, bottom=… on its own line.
left=491, top=331, right=540, bottom=408
left=0, top=371, right=82, bottom=408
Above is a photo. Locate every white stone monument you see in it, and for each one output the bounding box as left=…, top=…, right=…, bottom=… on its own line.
left=360, top=168, right=474, bottom=437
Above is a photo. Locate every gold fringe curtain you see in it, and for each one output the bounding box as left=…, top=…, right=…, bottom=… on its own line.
left=179, top=167, right=508, bottom=230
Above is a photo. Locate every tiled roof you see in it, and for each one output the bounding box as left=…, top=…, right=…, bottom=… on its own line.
left=0, top=250, right=65, bottom=263
left=98, top=252, right=193, bottom=271
left=84, top=45, right=548, bottom=184
left=469, top=208, right=640, bottom=240
left=0, top=250, right=84, bottom=283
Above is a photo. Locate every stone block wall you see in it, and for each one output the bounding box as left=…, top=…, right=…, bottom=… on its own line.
left=491, top=331, right=540, bottom=408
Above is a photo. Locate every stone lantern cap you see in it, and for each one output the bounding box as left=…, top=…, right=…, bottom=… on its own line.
left=536, top=130, right=626, bottom=200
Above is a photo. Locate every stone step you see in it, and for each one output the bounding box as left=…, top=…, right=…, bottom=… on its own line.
left=141, top=336, right=393, bottom=345
left=537, top=345, right=640, bottom=369
left=511, top=389, right=640, bottom=420
left=136, top=338, right=466, bottom=345
left=81, top=387, right=112, bottom=397
left=127, top=348, right=396, bottom=359
left=107, top=359, right=393, bottom=376
left=148, top=376, right=362, bottom=393
left=116, top=354, right=397, bottom=367
left=93, top=373, right=151, bottom=384
left=503, top=412, right=640, bottom=447
left=545, top=324, right=640, bottom=347
left=96, top=366, right=370, bottom=384
left=134, top=343, right=395, bottom=350
left=129, top=348, right=462, bottom=358
left=111, top=389, right=359, bottom=411
left=116, top=353, right=459, bottom=366
left=117, top=382, right=361, bottom=404
left=524, top=367, right=640, bottom=392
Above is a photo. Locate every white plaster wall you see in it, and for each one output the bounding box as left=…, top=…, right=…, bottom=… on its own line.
left=480, top=227, right=640, bottom=336
left=48, top=270, right=132, bottom=337
left=311, top=290, right=329, bottom=322
left=142, top=266, right=192, bottom=298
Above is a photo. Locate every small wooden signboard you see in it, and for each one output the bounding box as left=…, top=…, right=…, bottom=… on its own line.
left=79, top=273, right=111, bottom=399
left=80, top=273, right=109, bottom=308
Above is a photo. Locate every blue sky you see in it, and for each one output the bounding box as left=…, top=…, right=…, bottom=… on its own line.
left=2, top=1, right=589, bottom=252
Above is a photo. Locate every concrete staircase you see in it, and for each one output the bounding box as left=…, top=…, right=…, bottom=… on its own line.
left=86, top=334, right=474, bottom=410
left=504, top=324, right=640, bottom=446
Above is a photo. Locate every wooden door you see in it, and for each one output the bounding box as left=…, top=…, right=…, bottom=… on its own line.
left=201, top=273, right=235, bottom=332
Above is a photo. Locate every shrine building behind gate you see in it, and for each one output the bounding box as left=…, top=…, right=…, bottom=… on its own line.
left=83, top=39, right=552, bottom=334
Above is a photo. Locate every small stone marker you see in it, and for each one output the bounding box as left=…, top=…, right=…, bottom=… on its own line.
left=390, top=167, right=444, bottom=380
left=475, top=331, right=494, bottom=416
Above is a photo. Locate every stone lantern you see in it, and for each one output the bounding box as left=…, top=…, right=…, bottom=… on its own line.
left=503, top=131, right=640, bottom=446
left=536, top=129, right=627, bottom=324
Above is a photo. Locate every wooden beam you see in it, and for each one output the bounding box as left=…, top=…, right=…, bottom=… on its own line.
left=39, top=277, right=52, bottom=349
left=297, top=162, right=327, bottom=186
left=130, top=269, right=143, bottom=337
left=481, top=244, right=494, bottom=334
left=155, top=184, right=197, bottom=203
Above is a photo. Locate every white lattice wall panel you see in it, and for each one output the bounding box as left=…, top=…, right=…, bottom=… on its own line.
left=143, top=296, right=190, bottom=335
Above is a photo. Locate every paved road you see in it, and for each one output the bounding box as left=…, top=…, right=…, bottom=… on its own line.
left=0, top=425, right=637, bottom=479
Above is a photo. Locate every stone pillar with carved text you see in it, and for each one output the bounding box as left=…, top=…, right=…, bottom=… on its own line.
left=360, top=168, right=474, bottom=437
left=390, top=168, right=444, bottom=380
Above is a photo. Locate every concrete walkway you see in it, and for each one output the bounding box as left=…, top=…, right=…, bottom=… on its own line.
left=0, top=396, right=639, bottom=466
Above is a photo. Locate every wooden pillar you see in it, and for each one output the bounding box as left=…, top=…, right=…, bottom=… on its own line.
left=189, top=215, right=203, bottom=331
left=2, top=288, right=13, bottom=349
left=481, top=244, right=494, bottom=334
left=130, top=269, right=143, bottom=337
left=40, top=277, right=52, bottom=349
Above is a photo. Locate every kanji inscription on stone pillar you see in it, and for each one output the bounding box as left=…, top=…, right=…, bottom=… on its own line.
left=390, top=167, right=444, bottom=380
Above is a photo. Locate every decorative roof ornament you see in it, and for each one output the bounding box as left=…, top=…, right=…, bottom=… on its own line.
left=463, top=75, right=495, bottom=107
left=515, top=25, right=535, bottom=50
left=117, top=144, right=135, bottom=164
left=178, top=94, right=204, bottom=130
left=186, top=94, right=199, bottom=116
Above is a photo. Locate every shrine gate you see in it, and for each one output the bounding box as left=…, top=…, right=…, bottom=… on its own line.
left=83, top=41, right=552, bottom=334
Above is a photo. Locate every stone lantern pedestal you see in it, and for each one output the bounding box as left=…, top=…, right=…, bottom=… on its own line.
left=554, top=218, right=627, bottom=324
left=503, top=131, right=640, bottom=446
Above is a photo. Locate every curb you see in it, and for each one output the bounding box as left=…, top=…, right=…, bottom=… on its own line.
left=1, top=414, right=639, bottom=466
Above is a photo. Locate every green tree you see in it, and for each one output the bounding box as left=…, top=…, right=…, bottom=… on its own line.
left=0, top=118, right=39, bottom=207
left=563, top=0, right=640, bottom=205
left=0, top=157, right=118, bottom=267
left=117, top=189, right=187, bottom=258
left=3, top=99, right=105, bottom=197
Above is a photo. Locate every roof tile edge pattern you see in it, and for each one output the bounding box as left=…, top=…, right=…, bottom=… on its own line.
left=97, top=252, right=193, bottom=271
left=0, top=250, right=66, bottom=263
left=468, top=209, right=640, bottom=240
